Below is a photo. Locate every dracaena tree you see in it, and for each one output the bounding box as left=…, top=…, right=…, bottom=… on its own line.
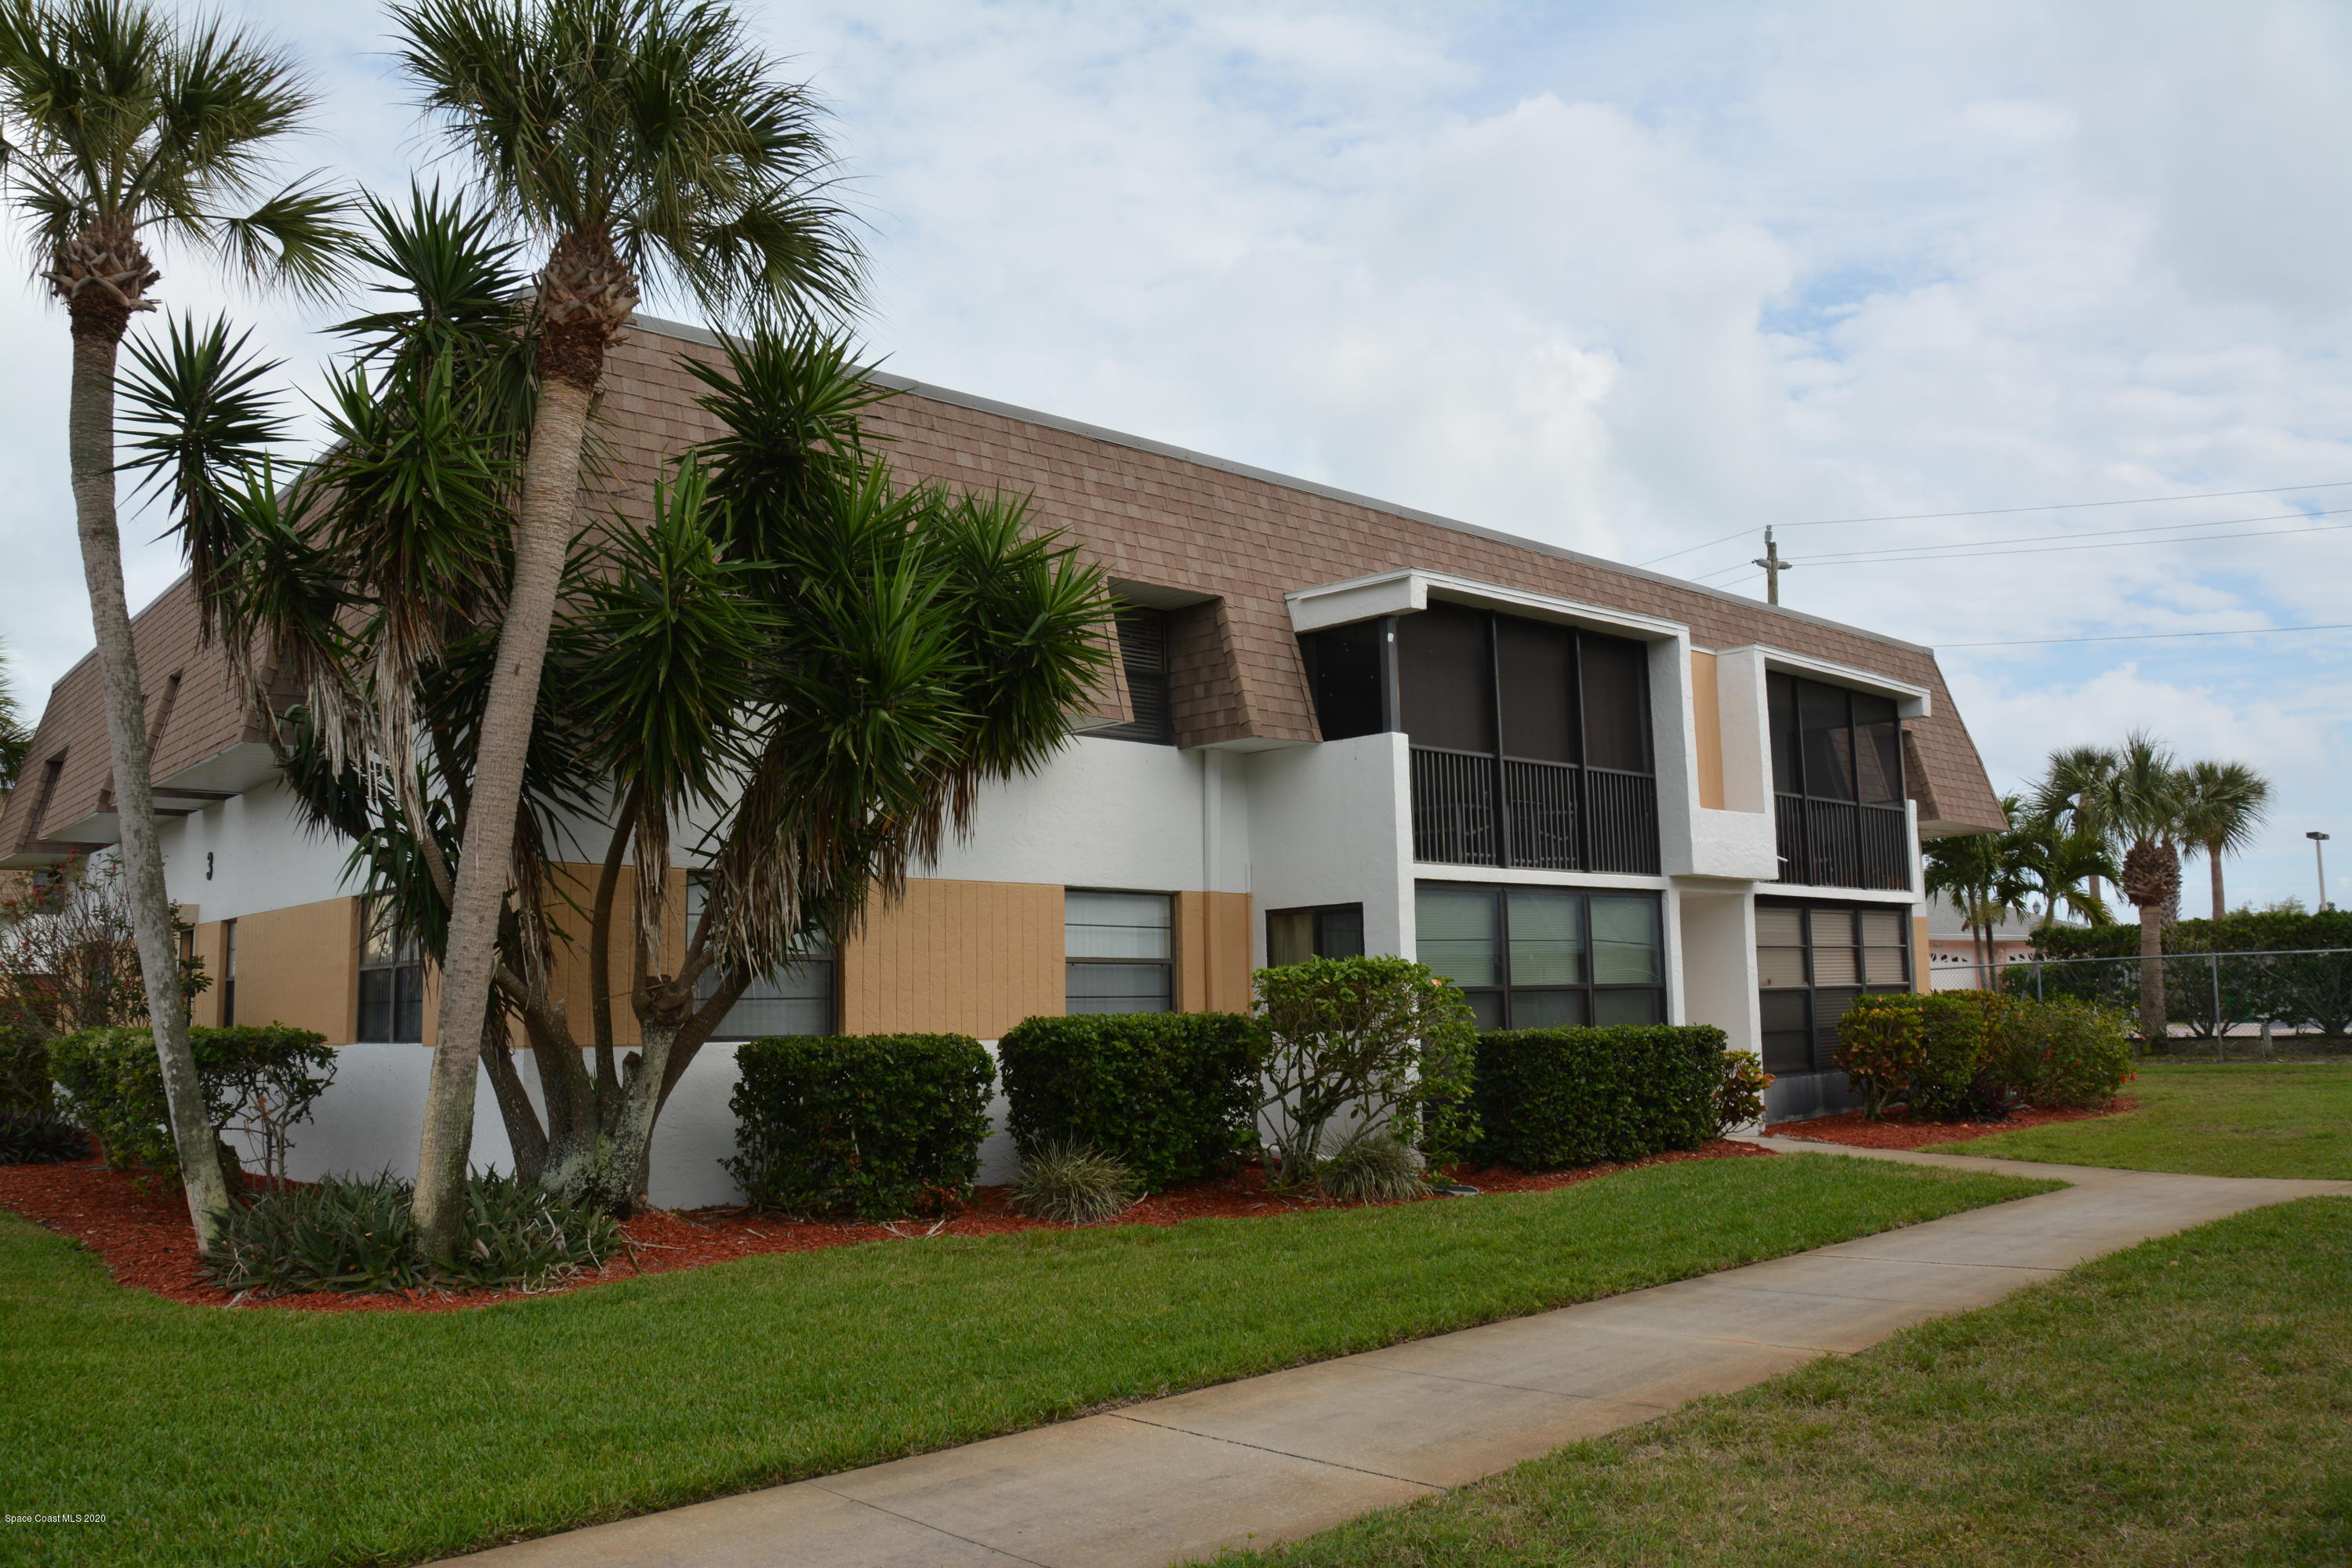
left=125, top=198, right=1112, bottom=1214
left=388, top=0, right=865, bottom=1258
left=0, top=0, right=349, bottom=1246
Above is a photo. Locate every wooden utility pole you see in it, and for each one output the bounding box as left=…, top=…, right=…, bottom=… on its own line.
left=1753, top=527, right=1794, bottom=605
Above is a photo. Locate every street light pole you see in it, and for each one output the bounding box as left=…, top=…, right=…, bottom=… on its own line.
left=2310, top=831, right=2332, bottom=911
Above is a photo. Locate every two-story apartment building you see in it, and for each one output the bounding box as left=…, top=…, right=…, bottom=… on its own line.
left=0, top=314, right=2007, bottom=1201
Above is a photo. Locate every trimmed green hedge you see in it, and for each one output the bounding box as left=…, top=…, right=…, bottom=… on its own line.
left=996, top=1012, right=1261, bottom=1191
left=724, top=1034, right=994, bottom=1221
left=47, top=1024, right=332, bottom=1181
left=1470, top=1024, right=1724, bottom=1170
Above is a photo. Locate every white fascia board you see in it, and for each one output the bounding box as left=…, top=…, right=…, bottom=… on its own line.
left=1287, top=568, right=1686, bottom=643
left=1737, top=645, right=1933, bottom=717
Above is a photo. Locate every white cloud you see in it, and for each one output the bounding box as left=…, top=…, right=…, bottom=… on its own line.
left=3, top=0, right=2347, bottom=904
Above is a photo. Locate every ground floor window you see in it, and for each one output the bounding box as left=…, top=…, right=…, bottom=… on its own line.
left=1414, top=882, right=1665, bottom=1030
left=358, top=900, right=424, bottom=1044
left=1066, top=889, right=1174, bottom=1014
left=1757, top=898, right=1912, bottom=1075
left=1266, top=903, right=1365, bottom=967
left=686, top=880, right=837, bottom=1039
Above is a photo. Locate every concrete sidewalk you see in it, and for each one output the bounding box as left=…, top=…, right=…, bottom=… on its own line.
left=445, top=1145, right=2347, bottom=1568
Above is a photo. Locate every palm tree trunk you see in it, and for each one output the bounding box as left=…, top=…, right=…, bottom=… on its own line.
left=66, top=308, right=231, bottom=1247
left=413, top=372, right=597, bottom=1260
left=2137, top=899, right=2165, bottom=1045
left=2208, top=840, right=2226, bottom=921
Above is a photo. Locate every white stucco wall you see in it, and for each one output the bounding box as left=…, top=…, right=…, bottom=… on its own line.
left=1243, top=731, right=1414, bottom=961
left=157, top=779, right=357, bottom=921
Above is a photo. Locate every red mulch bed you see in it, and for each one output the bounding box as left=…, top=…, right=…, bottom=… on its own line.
left=0, top=1140, right=1771, bottom=1315
left=1766, top=1098, right=2138, bottom=1150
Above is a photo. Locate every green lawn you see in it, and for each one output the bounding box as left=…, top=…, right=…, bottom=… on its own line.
left=1213, top=1195, right=2352, bottom=1568
left=1925, top=1060, right=2352, bottom=1178
left=0, top=1156, right=2045, bottom=1568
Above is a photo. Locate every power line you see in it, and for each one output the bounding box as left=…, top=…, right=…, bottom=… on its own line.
left=1784, top=504, right=2352, bottom=564
left=1940, top=622, right=2352, bottom=648
left=1791, top=517, right=2352, bottom=567
left=1635, top=477, right=2352, bottom=568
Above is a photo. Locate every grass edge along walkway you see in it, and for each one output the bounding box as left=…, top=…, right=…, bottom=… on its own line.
left=1923, top=1059, right=2352, bottom=1179
left=1209, top=1193, right=2352, bottom=1568
left=0, top=1156, right=2049, bottom=1568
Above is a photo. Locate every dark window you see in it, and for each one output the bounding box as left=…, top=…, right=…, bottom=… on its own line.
left=1066, top=889, right=1173, bottom=1014
left=1415, top=882, right=1666, bottom=1030
left=27, top=753, right=65, bottom=838
left=220, top=919, right=238, bottom=1029
left=1401, top=606, right=1658, bottom=874
left=1301, top=622, right=1389, bottom=741
left=1397, top=604, right=1496, bottom=753
left=1266, top=903, right=1365, bottom=966
left=358, top=900, right=424, bottom=1043
left=1768, top=673, right=1911, bottom=890
left=686, top=879, right=837, bottom=1038
left=1084, top=608, right=1174, bottom=745
left=1754, top=898, right=1912, bottom=1075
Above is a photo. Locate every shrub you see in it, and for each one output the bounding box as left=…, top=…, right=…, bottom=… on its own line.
left=1911, top=991, right=2000, bottom=1120
left=1833, top=994, right=1927, bottom=1120
left=1008, top=1141, right=1138, bottom=1225
left=1715, top=1051, right=1773, bottom=1136
left=201, top=1171, right=619, bottom=1297
left=0, top=1025, right=50, bottom=1113
left=996, top=1012, right=1261, bottom=1192
left=0, top=1109, right=89, bottom=1164
left=48, top=1024, right=334, bottom=1183
left=1471, top=1025, right=1723, bottom=1170
left=1315, top=1130, right=1426, bottom=1201
left=2015, top=997, right=2133, bottom=1107
left=1254, top=956, right=1479, bottom=1184
left=725, top=1033, right=994, bottom=1220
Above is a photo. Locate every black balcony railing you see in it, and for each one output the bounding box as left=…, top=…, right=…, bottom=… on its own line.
left=1774, top=795, right=1911, bottom=890
left=1413, top=748, right=1659, bottom=874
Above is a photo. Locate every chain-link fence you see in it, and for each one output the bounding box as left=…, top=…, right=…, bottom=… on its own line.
left=1965, top=949, right=2352, bottom=1058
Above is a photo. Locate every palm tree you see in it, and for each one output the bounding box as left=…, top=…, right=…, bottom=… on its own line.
left=2009, top=809, right=2118, bottom=931
left=1924, top=806, right=2032, bottom=988
left=0, top=0, right=347, bottom=1246
left=0, top=637, right=28, bottom=795
left=2032, top=745, right=2119, bottom=913
left=389, top=0, right=864, bottom=1258
left=2179, top=759, right=2272, bottom=920
left=2104, top=732, right=2190, bottom=1042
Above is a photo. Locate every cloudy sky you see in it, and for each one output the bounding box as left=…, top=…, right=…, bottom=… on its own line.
left=5, top=0, right=2347, bottom=909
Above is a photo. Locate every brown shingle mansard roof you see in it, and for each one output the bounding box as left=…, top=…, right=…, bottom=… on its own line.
left=2, top=314, right=2006, bottom=862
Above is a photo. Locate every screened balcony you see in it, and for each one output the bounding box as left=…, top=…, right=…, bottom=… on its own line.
left=1304, top=604, right=1662, bottom=875
left=1767, top=673, right=1911, bottom=891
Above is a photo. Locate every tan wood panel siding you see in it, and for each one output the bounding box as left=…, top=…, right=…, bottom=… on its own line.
left=1175, top=891, right=1254, bottom=1014
left=539, top=863, right=691, bottom=1050
left=232, top=897, right=361, bottom=1042
left=1690, top=650, right=1725, bottom=812
left=840, top=878, right=1065, bottom=1038
left=190, top=920, right=227, bottom=1028
left=1913, top=916, right=1933, bottom=994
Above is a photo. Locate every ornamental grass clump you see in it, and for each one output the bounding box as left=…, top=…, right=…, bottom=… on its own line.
left=202, top=1171, right=618, bottom=1297
left=1009, top=1141, right=1138, bottom=1225
left=0, top=1109, right=89, bottom=1164
left=1315, top=1130, right=1426, bottom=1202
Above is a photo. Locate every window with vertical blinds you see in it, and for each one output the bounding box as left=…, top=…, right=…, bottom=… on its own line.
left=1755, top=898, right=1913, bottom=1075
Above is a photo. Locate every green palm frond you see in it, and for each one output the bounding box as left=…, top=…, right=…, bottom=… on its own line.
left=2180, top=758, right=2272, bottom=859
left=115, top=310, right=289, bottom=633
left=390, top=0, right=864, bottom=327
left=0, top=0, right=355, bottom=297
